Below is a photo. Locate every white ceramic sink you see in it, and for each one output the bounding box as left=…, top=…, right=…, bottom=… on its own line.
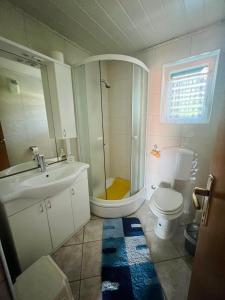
left=22, top=165, right=76, bottom=187
left=0, top=157, right=59, bottom=177
left=0, top=162, right=89, bottom=203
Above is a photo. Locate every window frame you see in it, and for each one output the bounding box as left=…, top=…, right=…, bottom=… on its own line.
left=160, top=50, right=220, bottom=124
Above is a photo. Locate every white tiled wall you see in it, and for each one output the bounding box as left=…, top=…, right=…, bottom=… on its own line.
left=107, top=61, right=132, bottom=180
left=0, top=0, right=90, bottom=65
left=137, top=22, right=225, bottom=198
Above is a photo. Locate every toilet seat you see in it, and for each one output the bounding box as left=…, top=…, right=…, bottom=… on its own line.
left=153, top=188, right=183, bottom=213
left=153, top=204, right=183, bottom=216
left=150, top=187, right=183, bottom=221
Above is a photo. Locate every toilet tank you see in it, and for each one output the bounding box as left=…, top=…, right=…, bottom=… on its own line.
left=159, top=147, right=194, bottom=185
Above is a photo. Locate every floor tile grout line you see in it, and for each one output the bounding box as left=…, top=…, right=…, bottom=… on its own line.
left=63, top=243, right=83, bottom=247
left=69, top=279, right=81, bottom=283
left=63, top=238, right=103, bottom=247
left=154, top=254, right=192, bottom=265
left=69, top=275, right=101, bottom=285
left=80, top=274, right=102, bottom=281
left=78, top=281, right=81, bottom=300
left=161, top=286, right=168, bottom=300
left=82, top=239, right=103, bottom=245
left=78, top=242, right=84, bottom=300
left=82, top=227, right=84, bottom=243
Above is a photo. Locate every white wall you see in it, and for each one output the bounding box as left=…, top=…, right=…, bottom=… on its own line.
left=136, top=22, right=225, bottom=198
left=0, top=0, right=90, bottom=66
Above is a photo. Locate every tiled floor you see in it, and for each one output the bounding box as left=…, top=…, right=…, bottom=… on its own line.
left=52, top=200, right=193, bottom=300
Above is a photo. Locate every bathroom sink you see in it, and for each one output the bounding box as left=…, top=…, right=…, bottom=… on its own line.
left=0, top=157, right=59, bottom=177
left=0, top=162, right=89, bottom=203
left=22, top=165, right=76, bottom=187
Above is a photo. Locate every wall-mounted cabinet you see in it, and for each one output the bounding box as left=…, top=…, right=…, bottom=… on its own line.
left=42, top=62, right=77, bottom=139
left=7, top=169, right=90, bottom=271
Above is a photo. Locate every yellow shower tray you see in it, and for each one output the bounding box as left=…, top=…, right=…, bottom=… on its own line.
left=98, top=177, right=130, bottom=200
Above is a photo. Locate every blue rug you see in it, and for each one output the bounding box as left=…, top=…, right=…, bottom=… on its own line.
left=101, top=217, right=164, bottom=300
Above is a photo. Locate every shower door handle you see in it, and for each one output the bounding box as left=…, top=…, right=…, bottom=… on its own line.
left=132, top=136, right=138, bottom=141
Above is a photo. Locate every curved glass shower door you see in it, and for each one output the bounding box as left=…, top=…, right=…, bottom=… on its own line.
left=74, top=62, right=106, bottom=198
left=131, top=64, right=148, bottom=195
left=74, top=58, right=148, bottom=201
left=99, top=60, right=133, bottom=200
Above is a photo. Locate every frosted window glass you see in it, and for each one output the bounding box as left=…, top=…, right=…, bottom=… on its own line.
left=167, top=66, right=208, bottom=122
left=161, top=50, right=220, bottom=124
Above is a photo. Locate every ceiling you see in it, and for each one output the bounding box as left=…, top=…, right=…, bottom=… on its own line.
left=9, top=0, right=225, bottom=54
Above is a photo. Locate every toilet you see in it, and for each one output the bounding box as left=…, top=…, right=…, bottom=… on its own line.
left=150, top=147, right=195, bottom=239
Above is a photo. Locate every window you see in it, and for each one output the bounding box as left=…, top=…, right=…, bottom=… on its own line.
left=161, top=50, right=220, bottom=124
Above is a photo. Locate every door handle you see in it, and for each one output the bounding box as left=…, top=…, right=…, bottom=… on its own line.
left=0, top=138, right=6, bottom=144
left=192, top=187, right=210, bottom=210
left=192, top=174, right=214, bottom=225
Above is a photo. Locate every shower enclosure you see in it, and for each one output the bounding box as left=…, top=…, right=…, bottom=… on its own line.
left=74, top=55, right=148, bottom=217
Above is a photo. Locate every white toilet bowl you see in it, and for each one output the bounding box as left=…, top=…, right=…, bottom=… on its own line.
left=150, top=187, right=183, bottom=239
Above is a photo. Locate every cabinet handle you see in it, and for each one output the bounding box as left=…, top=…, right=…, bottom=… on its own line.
left=71, top=188, right=75, bottom=196
left=47, top=200, right=51, bottom=209
left=63, top=129, right=66, bottom=137
left=40, top=204, right=44, bottom=213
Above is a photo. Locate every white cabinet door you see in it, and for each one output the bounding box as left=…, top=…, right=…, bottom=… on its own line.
left=46, top=189, right=74, bottom=249
left=43, top=62, right=77, bottom=139
left=55, top=63, right=77, bottom=139
left=71, top=174, right=90, bottom=231
left=9, top=201, right=52, bottom=271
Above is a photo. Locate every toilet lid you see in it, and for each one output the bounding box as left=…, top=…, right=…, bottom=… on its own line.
left=152, top=188, right=183, bottom=212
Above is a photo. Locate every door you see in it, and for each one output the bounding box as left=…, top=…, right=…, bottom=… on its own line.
left=131, top=64, right=148, bottom=195
left=9, top=201, right=52, bottom=271
left=46, top=189, right=74, bottom=249
left=0, top=122, right=9, bottom=171
left=74, top=62, right=106, bottom=199
left=188, top=116, right=225, bottom=299
left=71, top=175, right=90, bottom=231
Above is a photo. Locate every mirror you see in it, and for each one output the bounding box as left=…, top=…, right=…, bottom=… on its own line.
left=0, top=55, right=65, bottom=178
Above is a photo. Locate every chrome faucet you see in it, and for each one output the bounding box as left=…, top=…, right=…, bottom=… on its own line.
left=35, top=154, right=47, bottom=172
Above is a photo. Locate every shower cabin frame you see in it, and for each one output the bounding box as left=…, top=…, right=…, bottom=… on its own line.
left=73, top=54, right=149, bottom=218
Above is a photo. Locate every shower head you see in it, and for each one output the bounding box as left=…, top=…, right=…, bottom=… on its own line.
left=101, top=79, right=111, bottom=89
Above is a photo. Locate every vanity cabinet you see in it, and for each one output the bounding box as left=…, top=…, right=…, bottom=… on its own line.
left=46, top=189, right=74, bottom=249
left=8, top=201, right=52, bottom=271
left=42, top=61, right=77, bottom=139
left=7, top=169, right=90, bottom=271
left=71, top=172, right=90, bottom=231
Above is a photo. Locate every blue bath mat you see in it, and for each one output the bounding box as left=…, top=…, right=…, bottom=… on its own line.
left=101, top=217, right=164, bottom=300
